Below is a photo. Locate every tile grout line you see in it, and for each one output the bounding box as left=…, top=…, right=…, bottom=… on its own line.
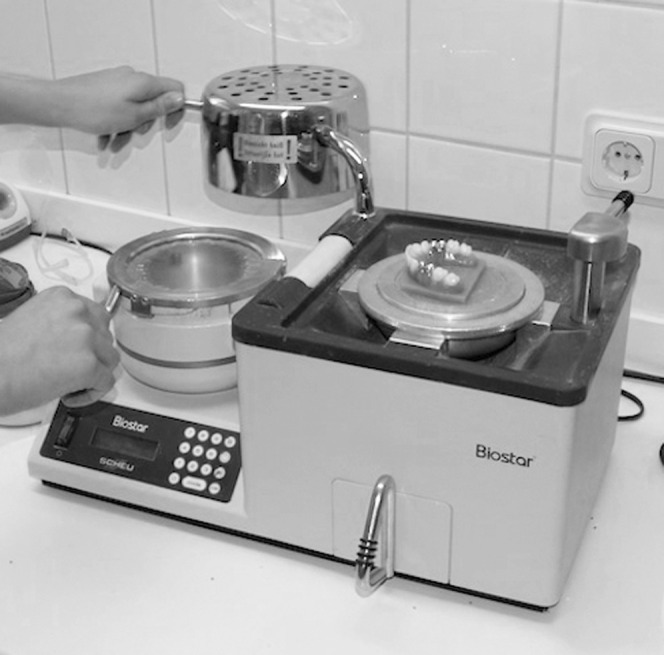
left=545, top=0, right=566, bottom=230
left=270, top=0, right=285, bottom=239
left=404, top=0, right=412, bottom=210
left=576, top=0, right=664, bottom=9
left=148, top=0, right=173, bottom=218
left=41, top=0, right=69, bottom=196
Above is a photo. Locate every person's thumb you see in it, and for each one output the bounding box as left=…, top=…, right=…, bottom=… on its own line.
left=138, top=91, right=185, bottom=121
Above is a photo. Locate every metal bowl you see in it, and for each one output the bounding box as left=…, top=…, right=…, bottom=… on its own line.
left=358, top=252, right=545, bottom=358
left=108, top=227, right=286, bottom=393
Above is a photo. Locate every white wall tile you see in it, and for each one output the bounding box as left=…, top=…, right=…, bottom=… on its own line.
left=410, top=0, right=559, bottom=153
left=593, top=0, right=664, bottom=8
left=0, top=128, right=66, bottom=204
left=45, top=0, right=169, bottom=214
left=154, top=0, right=275, bottom=97
left=408, top=137, right=550, bottom=228
left=557, top=1, right=664, bottom=159
left=274, top=0, right=408, bottom=132
left=370, top=131, right=407, bottom=211
left=0, top=0, right=51, bottom=76
left=154, top=0, right=280, bottom=237
left=0, top=0, right=65, bottom=193
left=280, top=198, right=353, bottom=244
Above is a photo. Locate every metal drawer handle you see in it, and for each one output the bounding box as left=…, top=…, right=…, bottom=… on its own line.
left=355, top=474, right=396, bottom=597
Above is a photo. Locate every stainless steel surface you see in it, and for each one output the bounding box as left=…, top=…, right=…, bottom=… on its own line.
left=107, top=227, right=286, bottom=312
left=104, top=284, right=122, bottom=314
left=192, top=65, right=370, bottom=213
left=357, top=251, right=545, bottom=357
left=183, top=99, right=204, bottom=111
left=567, top=191, right=632, bottom=324
left=313, top=124, right=374, bottom=218
left=355, top=475, right=395, bottom=598
left=107, top=227, right=285, bottom=394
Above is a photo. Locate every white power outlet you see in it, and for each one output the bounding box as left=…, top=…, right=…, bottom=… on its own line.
left=582, top=115, right=664, bottom=206
left=592, top=131, right=653, bottom=191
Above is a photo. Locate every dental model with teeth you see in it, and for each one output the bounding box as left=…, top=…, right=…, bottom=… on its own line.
left=404, top=239, right=475, bottom=289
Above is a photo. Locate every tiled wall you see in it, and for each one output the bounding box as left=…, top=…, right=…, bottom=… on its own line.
left=1, top=0, right=664, bottom=370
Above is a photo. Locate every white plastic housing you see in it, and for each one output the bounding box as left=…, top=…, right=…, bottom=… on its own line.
left=232, top=292, right=632, bottom=608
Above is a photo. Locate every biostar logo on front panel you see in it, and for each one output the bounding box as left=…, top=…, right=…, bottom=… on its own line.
left=475, top=444, right=534, bottom=468
left=112, top=414, right=149, bottom=433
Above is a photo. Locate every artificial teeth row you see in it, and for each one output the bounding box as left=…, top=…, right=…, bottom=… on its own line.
left=406, top=239, right=473, bottom=261
left=404, top=239, right=474, bottom=288
left=414, top=261, right=461, bottom=287
left=405, top=255, right=461, bottom=288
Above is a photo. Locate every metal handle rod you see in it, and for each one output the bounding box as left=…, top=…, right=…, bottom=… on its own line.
left=183, top=98, right=204, bottom=111
left=572, top=259, right=604, bottom=325
left=355, top=474, right=396, bottom=597
left=103, top=284, right=122, bottom=314
left=313, top=124, right=375, bottom=220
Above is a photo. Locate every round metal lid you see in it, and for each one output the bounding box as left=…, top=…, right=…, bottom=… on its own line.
left=357, top=251, right=545, bottom=344
left=108, top=228, right=286, bottom=309
left=203, top=64, right=363, bottom=106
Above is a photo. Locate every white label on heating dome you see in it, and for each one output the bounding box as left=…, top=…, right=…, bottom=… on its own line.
left=233, top=133, right=298, bottom=164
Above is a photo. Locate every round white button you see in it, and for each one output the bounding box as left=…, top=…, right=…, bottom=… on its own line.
left=213, top=467, right=227, bottom=480
left=206, top=448, right=218, bottom=461
left=184, top=427, right=196, bottom=439
left=209, top=483, right=221, bottom=495
left=200, top=463, right=213, bottom=477
left=198, top=430, right=210, bottom=442
left=224, top=436, right=237, bottom=449
left=187, top=460, right=199, bottom=473
left=219, top=451, right=231, bottom=464
left=173, top=457, right=186, bottom=470
left=211, top=432, right=223, bottom=446
left=168, top=472, right=181, bottom=485
left=178, top=442, right=191, bottom=455
left=192, top=445, right=204, bottom=458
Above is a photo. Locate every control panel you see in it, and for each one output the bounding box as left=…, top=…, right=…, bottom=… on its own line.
left=40, top=401, right=241, bottom=503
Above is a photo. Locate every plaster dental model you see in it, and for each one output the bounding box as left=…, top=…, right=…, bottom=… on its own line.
left=404, top=238, right=475, bottom=289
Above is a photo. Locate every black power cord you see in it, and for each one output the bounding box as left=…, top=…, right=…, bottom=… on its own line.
left=619, top=368, right=655, bottom=422
left=619, top=388, right=645, bottom=422
left=619, top=369, right=664, bottom=465
left=623, top=368, right=664, bottom=385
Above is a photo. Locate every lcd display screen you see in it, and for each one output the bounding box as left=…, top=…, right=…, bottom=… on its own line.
left=91, top=428, right=159, bottom=461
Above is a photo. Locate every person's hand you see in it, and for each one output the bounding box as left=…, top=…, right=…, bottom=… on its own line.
left=54, top=66, right=186, bottom=151
left=0, top=286, right=120, bottom=415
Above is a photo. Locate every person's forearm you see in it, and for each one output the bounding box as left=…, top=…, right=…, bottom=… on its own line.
left=0, top=75, right=70, bottom=129
left=0, top=67, right=185, bottom=139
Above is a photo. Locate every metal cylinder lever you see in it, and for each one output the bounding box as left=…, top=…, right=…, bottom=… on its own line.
left=567, top=191, right=633, bottom=324
left=355, top=474, right=396, bottom=597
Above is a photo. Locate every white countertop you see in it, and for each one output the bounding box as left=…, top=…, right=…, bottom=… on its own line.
left=0, top=379, right=663, bottom=654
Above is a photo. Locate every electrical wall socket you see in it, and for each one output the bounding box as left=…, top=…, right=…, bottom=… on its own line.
left=582, top=114, right=664, bottom=206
